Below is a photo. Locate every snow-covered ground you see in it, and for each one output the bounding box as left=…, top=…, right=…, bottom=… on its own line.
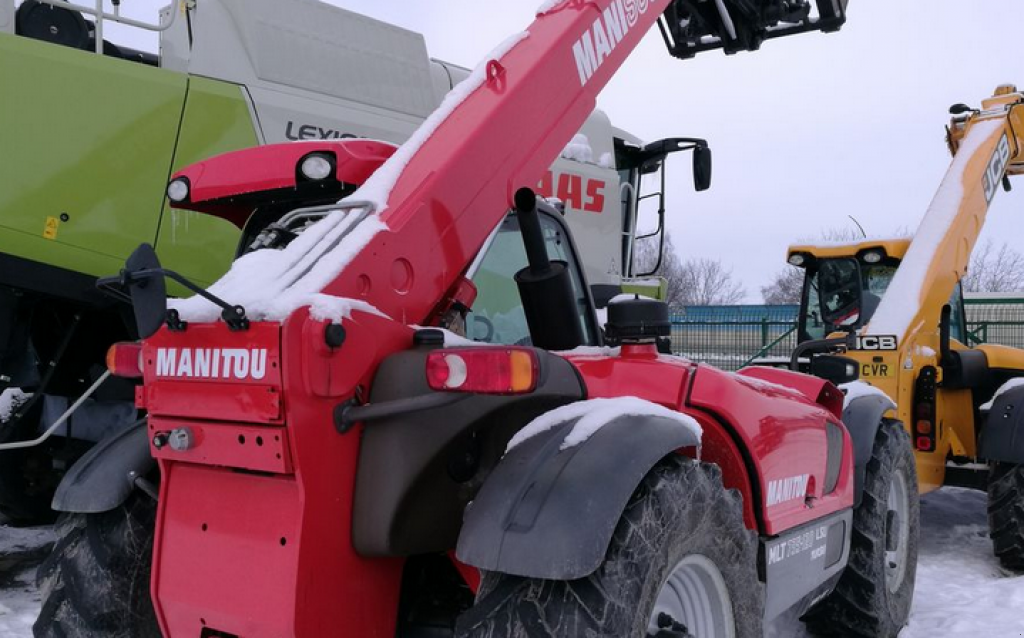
left=1, top=488, right=1023, bottom=636
left=0, top=514, right=54, bottom=636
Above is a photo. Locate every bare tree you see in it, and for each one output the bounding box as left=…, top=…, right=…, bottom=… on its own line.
left=963, top=240, right=1024, bottom=293
left=633, top=233, right=746, bottom=308
left=761, top=266, right=804, bottom=304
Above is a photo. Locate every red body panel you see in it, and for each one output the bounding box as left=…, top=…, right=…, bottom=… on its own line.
left=150, top=310, right=414, bottom=637
left=566, top=346, right=854, bottom=535
left=687, top=365, right=854, bottom=535
left=141, top=322, right=284, bottom=424
left=148, top=419, right=293, bottom=474
left=170, top=140, right=396, bottom=227
left=736, top=365, right=845, bottom=421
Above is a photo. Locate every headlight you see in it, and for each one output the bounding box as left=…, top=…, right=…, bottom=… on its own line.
left=788, top=253, right=806, bottom=267
left=862, top=250, right=883, bottom=264
left=166, top=177, right=189, bottom=203
left=300, top=154, right=333, bottom=181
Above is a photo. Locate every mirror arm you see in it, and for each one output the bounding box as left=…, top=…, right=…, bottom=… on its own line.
left=939, top=303, right=953, bottom=365
left=96, top=267, right=248, bottom=331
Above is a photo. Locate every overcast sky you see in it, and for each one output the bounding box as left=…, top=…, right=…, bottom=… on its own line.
left=109, top=0, right=1024, bottom=301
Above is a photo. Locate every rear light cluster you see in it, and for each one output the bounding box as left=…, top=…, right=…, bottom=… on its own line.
left=426, top=348, right=538, bottom=395
left=106, top=342, right=144, bottom=378
left=913, top=366, right=937, bottom=452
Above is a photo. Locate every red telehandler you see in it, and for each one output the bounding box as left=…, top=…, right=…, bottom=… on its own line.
left=33, top=1, right=920, bottom=637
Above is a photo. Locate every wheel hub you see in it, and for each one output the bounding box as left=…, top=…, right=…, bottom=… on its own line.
left=885, top=470, right=911, bottom=593
left=648, top=554, right=736, bottom=638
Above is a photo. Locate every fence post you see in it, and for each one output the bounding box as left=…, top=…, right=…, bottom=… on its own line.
left=761, top=317, right=769, bottom=351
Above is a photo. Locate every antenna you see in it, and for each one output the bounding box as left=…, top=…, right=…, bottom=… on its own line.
left=848, top=215, right=867, bottom=239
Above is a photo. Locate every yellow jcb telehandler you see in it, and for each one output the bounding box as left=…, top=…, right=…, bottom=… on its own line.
left=784, top=85, right=1024, bottom=570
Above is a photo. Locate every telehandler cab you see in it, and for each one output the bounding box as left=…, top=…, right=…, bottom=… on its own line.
left=32, top=2, right=922, bottom=638
left=783, top=85, right=1024, bottom=571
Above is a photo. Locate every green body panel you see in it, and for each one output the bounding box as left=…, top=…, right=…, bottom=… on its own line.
left=155, top=77, right=256, bottom=288
left=0, top=35, right=257, bottom=294
left=622, top=277, right=668, bottom=302
left=0, top=34, right=186, bottom=281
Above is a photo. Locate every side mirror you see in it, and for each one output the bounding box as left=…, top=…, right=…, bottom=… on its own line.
left=693, top=145, right=712, bottom=191
left=123, top=244, right=168, bottom=339
left=810, top=355, right=860, bottom=385
left=97, top=244, right=168, bottom=339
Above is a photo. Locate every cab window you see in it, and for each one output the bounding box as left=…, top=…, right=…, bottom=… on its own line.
left=467, top=212, right=597, bottom=346
left=800, top=257, right=898, bottom=341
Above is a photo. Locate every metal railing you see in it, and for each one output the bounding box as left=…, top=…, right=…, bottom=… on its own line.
left=30, top=0, right=180, bottom=54
left=669, top=306, right=799, bottom=371
left=964, top=299, right=1024, bottom=349
left=670, top=300, right=1024, bottom=371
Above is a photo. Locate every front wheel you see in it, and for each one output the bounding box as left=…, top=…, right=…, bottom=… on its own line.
left=803, top=420, right=919, bottom=638
left=456, top=456, right=763, bottom=638
left=33, top=492, right=161, bottom=638
left=987, top=462, right=1024, bottom=571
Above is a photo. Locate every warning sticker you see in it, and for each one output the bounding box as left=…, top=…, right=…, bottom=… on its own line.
left=43, top=216, right=59, bottom=240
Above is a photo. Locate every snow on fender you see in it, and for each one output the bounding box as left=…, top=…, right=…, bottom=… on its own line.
left=460, top=396, right=705, bottom=581
left=980, top=377, right=1024, bottom=411
left=839, top=380, right=896, bottom=411
left=506, top=396, right=702, bottom=453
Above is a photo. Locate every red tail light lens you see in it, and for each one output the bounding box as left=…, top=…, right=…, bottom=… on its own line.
left=426, top=348, right=538, bottom=394
left=106, top=342, right=143, bottom=378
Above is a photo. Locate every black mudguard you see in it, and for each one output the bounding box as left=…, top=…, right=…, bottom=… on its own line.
left=842, top=395, right=894, bottom=507
left=979, top=386, right=1024, bottom=464
left=456, top=413, right=700, bottom=581
left=51, top=419, right=154, bottom=513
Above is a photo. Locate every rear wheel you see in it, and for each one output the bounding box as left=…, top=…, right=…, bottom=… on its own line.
left=33, top=492, right=160, bottom=638
left=988, top=462, right=1024, bottom=571
left=456, top=456, right=763, bottom=638
left=803, top=420, right=918, bottom=638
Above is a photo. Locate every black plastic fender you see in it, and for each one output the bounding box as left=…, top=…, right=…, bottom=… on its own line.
left=51, top=419, right=154, bottom=513
left=456, top=413, right=700, bottom=580
left=842, top=395, right=895, bottom=507
left=979, top=385, right=1024, bottom=464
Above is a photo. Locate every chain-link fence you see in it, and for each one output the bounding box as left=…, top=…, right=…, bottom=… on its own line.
left=965, top=300, right=1024, bottom=349
left=670, top=298, right=1024, bottom=371
left=669, top=305, right=799, bottom=371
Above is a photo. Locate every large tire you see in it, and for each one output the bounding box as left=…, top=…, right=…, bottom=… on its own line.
left=33, top=492, right=161, bottom=638
left=456, top=456, right=763, bottom=638
left=803, top=420, right=919, bottom=638
left=0, top=393, right=59, bottom=524
left=987, top=462, right=1024, bottom=571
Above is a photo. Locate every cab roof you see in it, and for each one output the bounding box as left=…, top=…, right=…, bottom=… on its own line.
left=786, top=238, right=911, bottom=265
